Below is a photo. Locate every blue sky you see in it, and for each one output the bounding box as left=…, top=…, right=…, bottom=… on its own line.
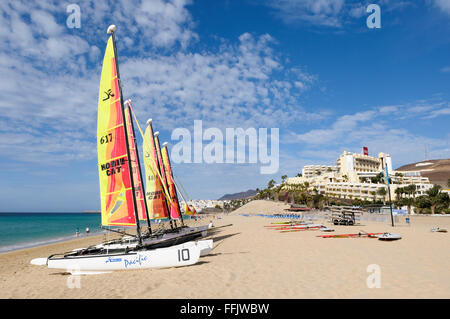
left=0, top=0, right=449, bottom=212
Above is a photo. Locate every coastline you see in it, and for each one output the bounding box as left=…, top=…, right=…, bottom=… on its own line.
left=0, top=229, right=106, bottom=254
left=0, top=213, right=197, bottom=254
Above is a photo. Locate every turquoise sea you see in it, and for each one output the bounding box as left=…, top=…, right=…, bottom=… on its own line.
left=0, top=213, right=194, bottom=253
left=0, top=213, right=103, bottom=253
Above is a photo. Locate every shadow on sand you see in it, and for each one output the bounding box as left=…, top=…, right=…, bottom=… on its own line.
left=211, top=232, right=241, bottom=242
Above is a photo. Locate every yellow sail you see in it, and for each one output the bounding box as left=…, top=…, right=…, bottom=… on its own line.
left=97, top=36, right=137, bottom=226
left=161, top=144, right=181, bottom=219
left=143, top=124, right=169, bottom=219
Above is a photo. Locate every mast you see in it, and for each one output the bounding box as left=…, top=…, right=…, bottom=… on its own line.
left=172, top=174, right=190, bottom=215
left=125, top=100, right=152, bottom=235
left=162, top=142, right=184, bottom=226
left=108, top=25, right=143, bottom=244
left=173, top=174, right=197, bottom=214
left=384, top=163, right=394, bottom=227
left=146, top=121, right=175, bottom=230
left=155, top=131, right=178, bottom=229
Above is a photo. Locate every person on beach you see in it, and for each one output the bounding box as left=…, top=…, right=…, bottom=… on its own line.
left=76, top=227, right=79, bottom=237
left=86, top=227, right=90, bottom=236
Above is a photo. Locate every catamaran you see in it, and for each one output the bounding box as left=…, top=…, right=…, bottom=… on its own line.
left=94, top=100, right=214, bottom=253
left=92, top=103, right=218, bottom=253
left=30, top=25, right=212, bottom=273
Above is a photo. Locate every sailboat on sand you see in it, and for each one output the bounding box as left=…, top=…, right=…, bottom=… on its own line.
left=30, top=25, right=211, bottom=274
left=93, top=101, right=215, bottom=253
left=92, top=102, right=221, bottom=253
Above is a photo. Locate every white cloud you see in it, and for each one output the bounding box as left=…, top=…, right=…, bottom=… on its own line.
left=293, top=110, right=376, bottom=144
left=265, top=0, right=416, bottom=28
left=30, top=10, right=64, bottom=37
left=434, top=0, right=450, bottom=14
left=348, top=4, right=366, bottom=18
left=267, top=0, right=345, bottom=27
left=0, top=0, right=322, bottom=171
left=74, top=0, right=197, bottom=51
left=424, top=106, right=450, bottom=119
left=288, top=100, right=450, bottom=168
left=121, top=32, right=319, bottom=131
left=378, top=105, right=399, bottom=113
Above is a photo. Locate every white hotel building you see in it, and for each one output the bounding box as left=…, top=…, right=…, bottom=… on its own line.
left=287, top=150, right=433, bottom=202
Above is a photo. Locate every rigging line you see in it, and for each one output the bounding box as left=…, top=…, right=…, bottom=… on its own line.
left=173, top=174, right=191, bottom=202
left=173, top=174, right=198, bottom=215
left=129, top=106, right=190, bottom=215
left=128, top=106, right=179, bottom=214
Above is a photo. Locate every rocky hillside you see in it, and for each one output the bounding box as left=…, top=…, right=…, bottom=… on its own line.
left=396, top=159, right=450, bottom=188
left=218, top=189, right=258, bottom=200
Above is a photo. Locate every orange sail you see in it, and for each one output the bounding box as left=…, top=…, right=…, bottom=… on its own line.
left=161, top=143, right=181, bottom=219
left=154, top=133, right=179, bottom=220
left=184, top=202, right=192, bottom=214
left=97, top=36, right=137, bottom=226
left=124, top=102, right=147, bottom=221
left=184, top=203, right=197, bottom=215
left=143, top=123, right=169, bottom=219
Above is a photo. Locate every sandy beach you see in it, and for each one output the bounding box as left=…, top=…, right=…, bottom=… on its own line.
left=0, top=200, right=449, bottom=299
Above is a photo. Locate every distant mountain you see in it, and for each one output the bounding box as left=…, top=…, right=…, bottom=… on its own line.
left=218, top=189, right=258, bottom=200
left=396, top=159, right=450, bottom=188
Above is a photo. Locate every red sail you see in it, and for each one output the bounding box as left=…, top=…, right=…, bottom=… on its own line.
left=124, top=104, right=147, bottom=221
left=154, top=134, right=179, bottom=220
left=161, top=144, right=181, bottom=219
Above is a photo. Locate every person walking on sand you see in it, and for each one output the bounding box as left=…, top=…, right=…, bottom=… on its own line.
left=76, top=227, right=80, bottom=237
left=86, top=227, right=90, bottom=236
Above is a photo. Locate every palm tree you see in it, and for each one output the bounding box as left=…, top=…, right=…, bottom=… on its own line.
left=370, top=191, right=377, bottom=203
left=406, top=184, right=417, bottom=199
left=371, top=172, right=384, bottom=184
left=395, top=187, right=405, bottom=200
left=414, top=195, right=431, bottom=214
left=281, top=175, right=288, bottom=184
left=312, top=193, right=325, bottom=209
left=425, top=184, right=450, bottom=214
left=377, top=187, right=387, bottom=205
left=426, top=184, right=442, bottom=214
left=398, top=197, right=414, bottom=215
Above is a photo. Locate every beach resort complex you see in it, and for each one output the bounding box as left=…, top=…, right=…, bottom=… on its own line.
left=286, top=149, right=434, bottom=204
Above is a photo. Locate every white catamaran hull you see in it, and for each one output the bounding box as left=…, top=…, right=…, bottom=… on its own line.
left=192, top=239, right=213, bottom=256
left=31, top=239, right=213, bottom=270
left=86, top=239, right=213, bottom=257
left=96, top=223, right=213, bottom=251
left=45, top=241, right=201, bottom=274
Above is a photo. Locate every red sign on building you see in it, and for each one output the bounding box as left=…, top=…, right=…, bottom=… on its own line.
left=363, top=146, right=368, bottom=156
